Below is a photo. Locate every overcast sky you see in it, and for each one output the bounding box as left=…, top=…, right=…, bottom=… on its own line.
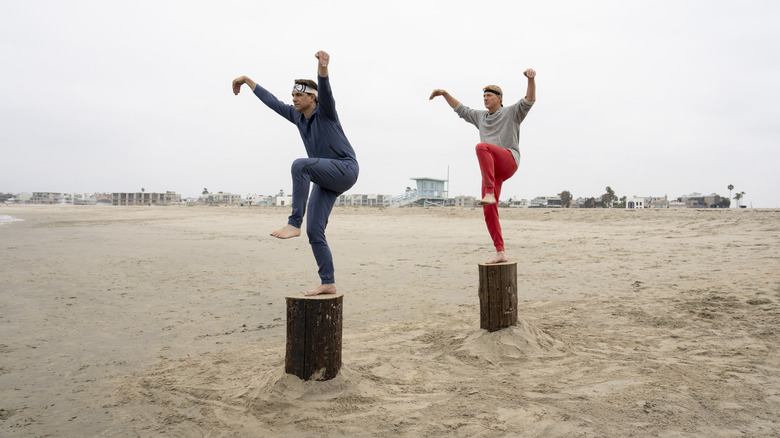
left=2, top=0, right=778, bottom=207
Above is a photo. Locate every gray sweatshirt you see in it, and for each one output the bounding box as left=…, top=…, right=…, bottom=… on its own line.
left=454, top=97, right=534, bottom=166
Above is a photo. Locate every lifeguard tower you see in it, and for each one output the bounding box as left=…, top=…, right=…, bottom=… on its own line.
left=384, top=177, right=448, bottom=207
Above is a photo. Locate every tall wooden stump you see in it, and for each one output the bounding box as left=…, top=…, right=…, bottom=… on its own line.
left=285, top=293, right=343, bottom=381
left=478, top=262, right=518, bottom=332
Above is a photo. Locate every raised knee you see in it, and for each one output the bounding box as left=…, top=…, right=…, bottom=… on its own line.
left=475, top=143, right=490, bottom=154
left=291, top=158, right=308, bottom=174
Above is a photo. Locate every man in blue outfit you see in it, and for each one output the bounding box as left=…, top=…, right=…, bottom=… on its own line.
left=232, top=51, right=359, bottom=296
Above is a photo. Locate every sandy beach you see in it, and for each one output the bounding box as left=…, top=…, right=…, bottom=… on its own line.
left=0, top=205, right=778, bottom=437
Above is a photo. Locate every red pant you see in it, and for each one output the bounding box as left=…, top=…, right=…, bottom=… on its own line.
left=475, top=143, right=518, bottom=251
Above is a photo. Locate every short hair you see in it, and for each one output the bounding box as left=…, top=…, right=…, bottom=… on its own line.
left=483, top=84, right=502, bottom=96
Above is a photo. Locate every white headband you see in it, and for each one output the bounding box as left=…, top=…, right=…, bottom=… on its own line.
left=292, top=83, right=318, bottom=97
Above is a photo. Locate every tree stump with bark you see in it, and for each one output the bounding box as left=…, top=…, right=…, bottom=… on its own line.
left=478, top=262, right=518, bottom=332
left=285, top=293, right=343, bottom=381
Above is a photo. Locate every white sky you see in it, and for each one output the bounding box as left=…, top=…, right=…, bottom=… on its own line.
left=2, top=0, right=778, bottom=207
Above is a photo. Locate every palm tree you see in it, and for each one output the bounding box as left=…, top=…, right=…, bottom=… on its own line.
left=727, top=184, right=734, bottom=207
left=734, top=191, right=746, bottom=208
left=202, top=188, right=209, bottom=195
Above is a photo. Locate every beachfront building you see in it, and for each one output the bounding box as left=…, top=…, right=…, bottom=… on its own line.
left=336, top=193, right=389, bottom=207
left=68, top=193, right=97, bottom=205
left=626, top=195, right=670, bottom=209
left=626, top=197, right=646, bottom=209
left=200, top=192, right=241, bottom=205
left=29, top=192, right=63, bottom=204
left=94, top=193, right=113, bottom=206
left=546, top=196, right=562, bottom=208
left=245, top=193, right=274, bottom=206
left=678, top=193, right=708, bottom=208
left=530, top=196, right=554, bottom=208
left=508, top=198, right=530, bottom=208
left=677, top=193, right=726, bottom=208
left=27, top=192, right=111, bottom=206
left=649, top=196, right=669, bottom=208
left=650, top=199, right=668, bottom=208
left=3, top=192, right=31, bottom=204
left=454, top=195, right=479, bottom=207
left=274, top=195, right=292, bottom=207
left=439, top=195, right=476, bottom=207
left=112, top=191, right=182, bottom=206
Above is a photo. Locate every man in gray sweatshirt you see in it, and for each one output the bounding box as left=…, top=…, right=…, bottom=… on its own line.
left=429, top=69, right=536, bottom=264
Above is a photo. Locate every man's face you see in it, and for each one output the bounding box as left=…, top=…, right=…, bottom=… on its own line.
left=483, top=91, right=501, bottom=112
left=292, top=91, right=316, bottom=113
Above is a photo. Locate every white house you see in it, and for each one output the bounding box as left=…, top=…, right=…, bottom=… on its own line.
left=626, top=197, right=645, bottom=209
left=275, top=195, right=293, bottom=207
left=246, top=193, right=273, bottom=206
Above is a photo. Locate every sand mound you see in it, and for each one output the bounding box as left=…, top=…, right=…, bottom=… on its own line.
left=456, top=321, right=567, bottom=363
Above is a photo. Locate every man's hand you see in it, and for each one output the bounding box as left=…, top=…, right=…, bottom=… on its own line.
left=315, top=51, right=330, bottom=68
left=232, top=76, right=256, bottom=95
left=315, top=51, right=330, bottom=77
left=429, top=89, right=460, bottom=109
left=524, top=69, right=536, bottom=102
left=232, top=77, right=243, bottom=95
left=429, top=89, right=447, bottom=100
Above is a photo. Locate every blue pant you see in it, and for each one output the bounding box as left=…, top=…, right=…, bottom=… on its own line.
left=288, top=157, right=358, bottom=284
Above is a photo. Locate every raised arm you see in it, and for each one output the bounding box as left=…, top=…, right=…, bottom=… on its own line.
left=314, top=51, right=338, bottom=119
left=316, top=50, right=329, bottom=77
left=232, top=76, right=257, bottom=95
left=429, top=89, right=461, bottom=109
left=234, top=75, right=297, bottom=122
left=523, top=69, right=536, bottom=102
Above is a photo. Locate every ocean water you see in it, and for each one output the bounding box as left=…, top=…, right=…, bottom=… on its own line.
left=0, top=215, right=23, bottom=226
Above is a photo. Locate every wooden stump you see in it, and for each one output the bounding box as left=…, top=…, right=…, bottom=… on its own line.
left=478, top=262, right=518, bottom=332
left=285, top=293, right=343, bottom=381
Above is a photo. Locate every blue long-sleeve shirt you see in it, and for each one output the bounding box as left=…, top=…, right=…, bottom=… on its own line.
left=253, top=75, right=357, bottom=163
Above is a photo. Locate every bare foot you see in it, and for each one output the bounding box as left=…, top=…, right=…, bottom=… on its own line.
left=305, top=283, right=337, bottom=296
left=270, top=224, right=301, bottom=239
left=486, top=251, right=508, bottom=264
left=479, top=193, right=497, bottom=205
